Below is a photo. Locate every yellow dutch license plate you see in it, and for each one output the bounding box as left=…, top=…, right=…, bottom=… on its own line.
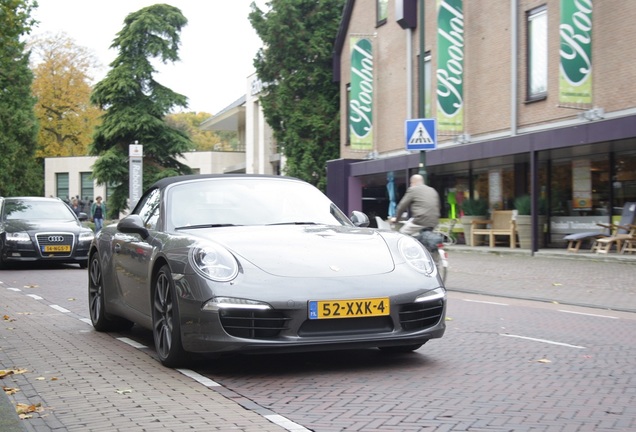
left=308, top=297, right=389, bottom=320
left=43, top=245, right=71, bottom=253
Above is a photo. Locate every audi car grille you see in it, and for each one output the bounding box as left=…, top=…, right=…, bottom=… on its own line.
left=35, top=233, right=74, bottom=257
left=219, top=309, right=291, bottom=339
left=399, top=299, right=445, bottom=330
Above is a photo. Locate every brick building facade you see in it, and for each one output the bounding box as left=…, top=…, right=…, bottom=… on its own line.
left=327, top=0, right=636, bottom=249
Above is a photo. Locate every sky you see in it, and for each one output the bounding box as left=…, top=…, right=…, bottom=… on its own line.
left=30, top=0, right=265, bottom=115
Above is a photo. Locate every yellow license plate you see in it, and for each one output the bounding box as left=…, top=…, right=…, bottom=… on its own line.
left=43, top=245, right=71, bottom=252
left=309, top=297, right=389, bottom=320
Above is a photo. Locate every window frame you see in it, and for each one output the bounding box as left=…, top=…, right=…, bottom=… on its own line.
left=376, top=0, right=388, bottom=26
left=56, top=173, right=69, bottom=201
left=526, top=5, right=548, bottom=102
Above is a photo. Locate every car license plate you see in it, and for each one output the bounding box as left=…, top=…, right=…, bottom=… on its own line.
left=308, top=297, right=389, bottom=320
left=43, top=245, right=71, bottom=252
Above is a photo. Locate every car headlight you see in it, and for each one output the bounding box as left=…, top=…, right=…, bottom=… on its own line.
left=5, top=232, right=30, bottom=242
left=398, top=235, right=436, bottom=276
left=189, top=243, right=239, bottom=282
left=202, top=297, right=271, bottom=312
left=79, top=231, right=94, bottom=241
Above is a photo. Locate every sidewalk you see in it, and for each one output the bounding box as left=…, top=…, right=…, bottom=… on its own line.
left=1, top=246, right=635, bottom=431
left=444, top=245, right=636, bottom=313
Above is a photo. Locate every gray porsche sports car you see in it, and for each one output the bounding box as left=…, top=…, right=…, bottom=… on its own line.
left=88, top=175, right=446, bottom=367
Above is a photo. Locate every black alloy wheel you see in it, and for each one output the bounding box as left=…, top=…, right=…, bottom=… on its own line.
left=152, top=264, right=185, bottom=367
left=88, top=253, right=132, bottom=332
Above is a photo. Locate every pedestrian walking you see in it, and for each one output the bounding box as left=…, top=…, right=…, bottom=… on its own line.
left=91, top=196, right=106, bottom=233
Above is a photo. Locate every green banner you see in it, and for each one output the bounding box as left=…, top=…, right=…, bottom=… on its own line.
left=436, top=0, right=464, bottom=134
left=350, top=37, right=373, bottom=151
left=559, top=0, right=592, bottom=105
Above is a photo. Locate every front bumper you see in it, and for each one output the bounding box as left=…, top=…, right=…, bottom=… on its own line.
left=175, top=273, right=446, bottom=355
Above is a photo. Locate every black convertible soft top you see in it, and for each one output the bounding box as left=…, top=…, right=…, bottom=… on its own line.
left=149, top=174, right=300, bottom=191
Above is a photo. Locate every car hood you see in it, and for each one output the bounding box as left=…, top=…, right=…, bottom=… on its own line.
left=188, top=225, right=396, bottom=277
left=3, top=219, right=84, bottom=233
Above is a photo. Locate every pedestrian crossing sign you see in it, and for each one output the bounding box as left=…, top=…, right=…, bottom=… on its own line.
left=405, top=118, right=437, bottom=150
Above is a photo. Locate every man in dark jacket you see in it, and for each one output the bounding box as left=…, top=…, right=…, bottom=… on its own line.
left=392, top=174, right=440, bottom=235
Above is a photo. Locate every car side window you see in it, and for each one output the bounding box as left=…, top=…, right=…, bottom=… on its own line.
left=137, top=188, right=161, bottom=230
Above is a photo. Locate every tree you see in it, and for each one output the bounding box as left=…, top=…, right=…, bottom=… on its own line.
left=249, top=0, right=345, bottom=191
left=165, top=112, right=239, bottom=152
left=29, top=32, right=102, bottom=158
left=0, top=0, right=42, bottom=196
left=90, top=4, right=193, bottom=216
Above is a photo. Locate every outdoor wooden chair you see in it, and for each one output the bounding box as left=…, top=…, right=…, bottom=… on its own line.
left=471, top=210, right=517, bottom=248
left=620, top=226, right=636, bottom=254
left=589, top=202, right=636, bottom=254
left=565, top=201, right=636, bottom=253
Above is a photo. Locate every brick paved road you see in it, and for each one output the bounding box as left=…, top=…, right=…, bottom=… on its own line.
left=1, top=249, right=635, bottom=431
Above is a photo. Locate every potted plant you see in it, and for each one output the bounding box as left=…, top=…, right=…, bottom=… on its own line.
left=460, top=197, right=489, bottom=246
left=514, top=195, right=546, bottom=249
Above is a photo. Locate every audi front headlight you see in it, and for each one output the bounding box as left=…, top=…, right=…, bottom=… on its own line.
left=79, top=231, right=95, bottom=242
left=5, top=232, right=30, bottom=242
left=398, top=235, right=436, bottom=276
left=189, top=242, right=239, bottom=282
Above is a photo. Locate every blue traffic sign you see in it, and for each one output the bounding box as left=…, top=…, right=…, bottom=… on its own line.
left=405, top=118, right=437, bottom=150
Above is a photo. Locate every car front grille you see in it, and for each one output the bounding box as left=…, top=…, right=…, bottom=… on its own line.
left=219, top=309, right=291, bottom=339
left=298, top=316, right=394, bottom=337
left=35, top=233, right=74, bottom=257
left=399, top=299, right=445, bottom=331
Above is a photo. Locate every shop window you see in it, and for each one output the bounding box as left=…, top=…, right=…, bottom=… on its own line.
left=527, top=6, right=547, bottom=101
left=56, top=173, right=69, bottom=201
left=613, top=152, right=636, bottom=209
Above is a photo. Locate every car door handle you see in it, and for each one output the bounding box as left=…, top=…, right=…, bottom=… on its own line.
left=114, top=244, right=121, bottom=254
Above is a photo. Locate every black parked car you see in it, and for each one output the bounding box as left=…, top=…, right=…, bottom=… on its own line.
left=0, top=197, right=94, bottom=269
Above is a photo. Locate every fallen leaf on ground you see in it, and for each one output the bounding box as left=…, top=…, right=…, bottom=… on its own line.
left=16, top=402, right=43, bottom=416
left=445, top=316, right=453, bottom=321
left=50, top=377, right=58, bottom=381
left=23, top=284, right=39, bottom=289
left=36, top=377, right=45, bottom=381
left=535, top=358, right=552, bottom=363
left=0, top=369, right=28, bottom=379
left=67, top=298, right=76, bottom=301
left=3, top=386, right=19, bottom=395
left=116, top=389, right=133, bottom=395
left=552, top=282, right=563, bottom=286
left=3, top=315, right=15, bottom=321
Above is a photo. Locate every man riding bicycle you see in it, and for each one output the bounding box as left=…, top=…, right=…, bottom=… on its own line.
left=391, top=174, right=440, bottom=236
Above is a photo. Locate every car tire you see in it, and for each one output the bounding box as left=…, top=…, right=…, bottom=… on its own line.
left=152, top=264, right=186, bottom=368
left=378, top=342, right=425, bottom=353
left=88, top=253, right=133, bottom=332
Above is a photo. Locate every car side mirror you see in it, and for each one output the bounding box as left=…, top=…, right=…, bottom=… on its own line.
left=117, top=214, right=150, bottom=239
left=350, top=210, right=370, bottom=227
left=78, top=212, right=88, bottom=221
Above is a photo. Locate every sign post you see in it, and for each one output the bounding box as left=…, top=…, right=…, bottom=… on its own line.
left=129, top=142, right=143, bottom=210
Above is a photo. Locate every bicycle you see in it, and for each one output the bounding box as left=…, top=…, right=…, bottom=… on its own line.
left=433, top=219, right=458, bottom=246
left=416, top=230, right=449, bottom=285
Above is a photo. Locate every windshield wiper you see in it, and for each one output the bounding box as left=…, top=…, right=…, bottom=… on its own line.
left=175, top=224, right=240, bottom=230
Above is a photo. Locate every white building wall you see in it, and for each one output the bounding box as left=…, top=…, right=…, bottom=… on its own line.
left=44, top=151, right=246, bottom=200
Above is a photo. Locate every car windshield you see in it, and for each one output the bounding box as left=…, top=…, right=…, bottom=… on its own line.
left=168, top=178, right=351, bottom=229
left=4, top=199, right=76, bottom=221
